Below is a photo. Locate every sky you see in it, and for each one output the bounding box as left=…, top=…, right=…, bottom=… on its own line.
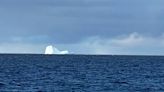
left=0, top=0, right=164, bottom=55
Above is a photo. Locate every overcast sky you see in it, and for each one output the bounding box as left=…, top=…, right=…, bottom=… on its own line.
left=0, top=0, right=164, bottom=55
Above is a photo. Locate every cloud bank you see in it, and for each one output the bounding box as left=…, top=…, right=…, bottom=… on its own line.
left=0, top=32, right=163, bottom=55
left=71, top=32, right=164, bottom=55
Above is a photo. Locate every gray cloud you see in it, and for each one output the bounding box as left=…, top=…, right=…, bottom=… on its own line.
left=1, top=32, right=164, bottom=55
left=67, top=32, right=164, bottom=55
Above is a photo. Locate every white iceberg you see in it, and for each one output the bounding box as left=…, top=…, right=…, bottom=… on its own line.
left=45, top=45, right=69, bottom=55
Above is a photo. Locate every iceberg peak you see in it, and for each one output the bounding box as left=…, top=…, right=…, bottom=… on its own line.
left=45, top=45, right=69, bottom=55
left=45, top=45, right=54, bottom=54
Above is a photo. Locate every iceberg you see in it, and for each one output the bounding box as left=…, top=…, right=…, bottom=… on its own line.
left=45, top=45, right=69, bottom=55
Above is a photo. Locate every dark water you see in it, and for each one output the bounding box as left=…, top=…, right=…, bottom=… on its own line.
left=0, top=54, right=164, bottom=92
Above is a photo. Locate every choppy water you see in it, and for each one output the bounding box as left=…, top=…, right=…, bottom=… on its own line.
left=0, top=54, right=164, bottom=92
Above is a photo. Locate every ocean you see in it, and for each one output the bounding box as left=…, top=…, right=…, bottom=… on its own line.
left=0, top=54, right=164, bottom=92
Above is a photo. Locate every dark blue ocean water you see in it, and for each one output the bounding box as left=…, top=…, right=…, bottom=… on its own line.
left=0, top=55, right=164, bottom=92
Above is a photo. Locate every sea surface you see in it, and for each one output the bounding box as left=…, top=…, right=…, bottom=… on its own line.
left=0, top=54, right=164, bottom=92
